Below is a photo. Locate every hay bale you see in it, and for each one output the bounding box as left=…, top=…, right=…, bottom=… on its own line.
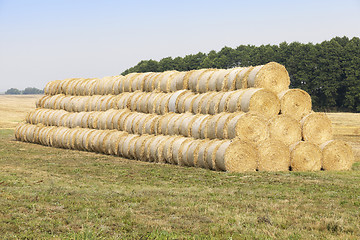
left=215, top=140, right=258, bottom=172
left=106, top=131, right=128, bottom=156
left=177, top=91, right=195, bottom=113
left=110, top=109, right=129, bottom=131
left=246, top=62, right=290, bottom=94
left=162, top=136, right=182, bottom=164
left=144, top=115, right=159, bottom=135
left=179, top=114, right=198, bottom=137
left=183, top=94, right=198, bottom=113
left=205, top=140, right=226, bottom=170
left=215, top=113, right=236, bottom=139
left=196, top=139, right=215, bottom=169
left=223, top=67, right=243, bottom=91
left=170, top=137, right=189, bottom=165
left=159, top=71, right=178, bottom=92
left=320, top=140, right=355, bottom=171
left=199, top=92, right=218, bottom=114
left=188, top=69, right=208, bottom=92
left=240, top=88, right=280, bottom=118
left=226, top=112, right=269, bottom=143
left=216, top=69, right=232, bottom=91
left=301, top=112, right=333, bottom=145
left=227, top=90, right=246, bottom=112
left=197, top=69, right=216, bottom=93
left=179, top=139, right=194, bottom=166
left=289, top=141, right=322, bottom=171
left=171, top=72, right=187, bottom=92
left=257, top=140, right=290, bottom=171
left=158, top=113, right=177, bottom=135
left=158, top=94, right=172, bottom=115
left=144, top=72, right=161, bottom=92
left=218, top=91, right=233, bottom=113
left=191, top=115, right=210, bottom=139
left=208, top=92, right=225, bottom=115
left=186, top=139, right=203, bottom=167
left=168, top=90, right=188, bottom=113
left=113, top=76, right=125, bottom=94
left=268, top=114, right=302, bottom=146
left=134, top=134, right=152, bottom=160
left=207, top=113, right=227, bottom=139
left=172, top=112, right=193, bottom=135
left=148, top=93, right=164, bottom=114
left=278, top=89, right=312, bottom=121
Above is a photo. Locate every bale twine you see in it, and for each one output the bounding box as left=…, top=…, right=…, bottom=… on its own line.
left=257, top=140, right=290, bottom=171
left=197, top=69, right=216, bottom=93
left=168, top=90, right=188, bottom=113
left=278, top=89, right=312, bottom=121
left=240, top=88, right=280, bottom=118
left=225, top=67, right=244, bottom=91
left=320, top=140, right=354, bottom=171
left=268, top=114, right=302, bottom=146
left=301, top=112, right=333, bottom=145
left=196, top=140, right=216, bottom=169
left=199, top=92, right=218, bottom=114
left=207, top=113, right=227, bottom=139
left=289, top=141, right=322, bottom=171
left=208, top=92, right=225, bottom=115
left=215, top=140, right=258, bottom=172
left=177, top=91, right=195, bottom=113
left=246, top=62, right=290, bottom=94
left=215, top=113, right=236, bottom=139
left=179, top=139, right=194, bottom=166
left=171, top=72, right=187, bottom=92
left=218, top=91, right=233, bottom=113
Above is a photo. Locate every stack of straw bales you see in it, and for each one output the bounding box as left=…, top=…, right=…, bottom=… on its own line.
left=15, top=62, right=354, bottom=172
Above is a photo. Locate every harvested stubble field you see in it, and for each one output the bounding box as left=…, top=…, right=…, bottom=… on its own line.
left=0, top=95, right=359, bottom=239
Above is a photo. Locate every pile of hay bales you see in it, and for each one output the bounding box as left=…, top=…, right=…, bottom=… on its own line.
left=15, top=62, right=354, bottom=172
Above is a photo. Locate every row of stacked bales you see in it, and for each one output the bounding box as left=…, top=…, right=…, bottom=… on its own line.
left=15, top=62, right=354, bottom=172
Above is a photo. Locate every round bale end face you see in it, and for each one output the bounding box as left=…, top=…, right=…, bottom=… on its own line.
left=257, top=140, right=290, bottom=172
left=290, top=141, right=322, bottom=171
left=320, top=140, right=355, bottom=171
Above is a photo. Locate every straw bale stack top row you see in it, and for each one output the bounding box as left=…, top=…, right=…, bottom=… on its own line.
left=44, top=62, right=290, bottom=96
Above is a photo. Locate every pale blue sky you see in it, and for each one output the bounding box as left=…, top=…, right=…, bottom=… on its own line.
left=0, top=0, right=359, bottom=92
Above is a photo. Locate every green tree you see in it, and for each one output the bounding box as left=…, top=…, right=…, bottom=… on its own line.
left=23, top=87, right=44, bottom=94
left=5, top=88, right=21, bottom=94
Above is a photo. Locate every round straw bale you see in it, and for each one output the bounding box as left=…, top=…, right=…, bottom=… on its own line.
left=120, top=135, right=138, bottom=159
left=159, top=71, right=178, bottom=92
left=106, top=131, right=128, bottom=155
left=131, top=74, right=144, bottom=92
left=115, top=92, right=131, bottom=109
left=104, top=109, right=118, bottom=130
left=132, top=114, right=147, bottom=134
left=227, top=90, right=246, bottom=112
left=111, top=109, right=130, bottom=130
left=155, top=136, right=172, bottom=163
left=188, top=69, right=208, bottom=92
left=142, top=135, right=155, bottom=162
left=225, top=67, right=244, bottom=91
left=127, top=134, right=141, bottom=159
left=158, top=94, right=172, bottom=115
left=113, top=76, right=125, bottom=94
left=171, top=72, right=187, bottom=91
left=72, top=112, right=86, bottom=128
left=166, top=114, right=182, bottom=135
left=158, top=113, right=176, bottom=135
left=147, top=93, right=163, bottom=114
left=35, top=95, right=49, bottom=108
left=129, top=91, right=143, bottom=112
left=179, top=139, right=194, bottom=166
left=215, top=113, right=236, bottom=139
left=301, top=112, right=333, bottom=145
left=197, top=69, right=216, bottom=93
left=205, top=140, right=226, bottom=170
left=278, top=89, right=312, bottom=121
left=123, top=73, right=140, bottom=92
left=187, top=139, right=207, bottom=167
left=218, top=91, right=234, bottom=113
left=257, top=139, right=290, bottom=171
left=97, top=130, right=113, bottom=154
left=162, top=136, right=182, bottom=164
left=136, top=93, right=146, bottom=113
left=208, top=92, right=225, bottom=115
left=14, top=123, right=25, bottom=141
left=191, top=115, right=210, bottom=139
left=44, top=81, right=54, bottom=95
left=240, top=88, right=280, bottom=118
left=134, top=134, right=153, bottom=160
left=289, top=141, right=322, bottom=171
left=268, top=114, right=301, bottom=146
left=217, top=69, right=232, bottom=91
left=68, top=127, right=82, bottom=150
left=144, top=115, right=159, bottom=135
left=144, top=72, right=161, bottom=92
left=170, top=137, right=189, bottom=165
left=183, top=94, right=198, bottom=113
left=153, top=93, right=166, bottom=114
left=176, top=91, right=195, bottom=113
left=247, top=62, right=290, bottom=94
left=118, top=111, right=133, bottom=131
left=208, top=69, right=230, bottom=91
left=172, top=112, right=193, bottom=135
left=215, top=140, right=258, bottom=172
left=207, top=113, right=227, bottom=139
left=179, top=114, right=197, bottom=137
left=124, top=113, right=138, bottom=134
left=168, top=90, right=188, bottom=113
left=196, top=140, right=216, bottom=169
left=199, top=92, right=218, bottom=114
left=139, top=92, right=152, bottom=113
left=137, top=72, right=154, bottom=92
left=149, top=135, right=168, bottom=162
left=320, top=140, right=354, bottom=171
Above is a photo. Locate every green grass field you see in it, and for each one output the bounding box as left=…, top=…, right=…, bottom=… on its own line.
left=1, top=129, right=360, bottom=239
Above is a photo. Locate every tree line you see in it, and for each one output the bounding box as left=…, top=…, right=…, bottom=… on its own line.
left=5, top=87, right=44, bottom=95
left=122, top=36, right=360, bottom=112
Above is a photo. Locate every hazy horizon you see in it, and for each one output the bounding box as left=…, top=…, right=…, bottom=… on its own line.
left=1, top=0, right=359, bottom=92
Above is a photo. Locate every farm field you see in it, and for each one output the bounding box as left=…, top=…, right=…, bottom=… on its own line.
left=0, top=95, right=359, bottom=239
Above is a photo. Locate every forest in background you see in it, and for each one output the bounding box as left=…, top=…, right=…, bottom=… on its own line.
left=122, top=36, right=360, bottom=112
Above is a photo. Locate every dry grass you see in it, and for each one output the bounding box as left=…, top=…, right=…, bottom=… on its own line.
left=0, top=95, right=43, bottom=129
